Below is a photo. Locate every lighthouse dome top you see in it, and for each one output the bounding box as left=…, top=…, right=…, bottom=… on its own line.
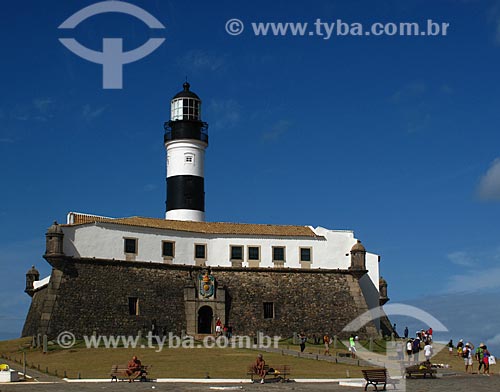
left=172, top=82, right=200, bottom=100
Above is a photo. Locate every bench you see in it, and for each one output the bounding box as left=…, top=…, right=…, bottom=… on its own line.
left=110, top=364, right=149, bottom=382
left=247, top=364, right=291, bottom=383
left=405, top=365, right=436, bottom=379
left=362, top=369, right=398, bottom=391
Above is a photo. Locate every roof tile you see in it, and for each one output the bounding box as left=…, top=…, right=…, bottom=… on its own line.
left=67, top=213, right=321, bottom=238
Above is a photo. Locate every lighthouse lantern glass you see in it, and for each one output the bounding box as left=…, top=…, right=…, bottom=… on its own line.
left=171, top=98, right=201, bottom=121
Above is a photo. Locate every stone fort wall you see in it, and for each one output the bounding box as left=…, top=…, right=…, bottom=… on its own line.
left=23, top=257, right=378, bottom=339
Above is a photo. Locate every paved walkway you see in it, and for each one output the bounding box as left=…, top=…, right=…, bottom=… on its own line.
left=1, top=374, right=499, bottom=392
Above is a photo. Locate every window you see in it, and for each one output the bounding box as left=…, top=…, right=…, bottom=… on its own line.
left=195, top=244, right=207, bottom=260
left=162, top=241, right=175, bottom=258
left=263, top=302, right=274, bottom=319
left=230, top=245, right=243, bottom=260
left=248, top=246, right=260, bottom=261
left=171, top=98, right=201, bottom=121
left=300, top=247, right=312, bottom=262
left=128, top=297, right=139, bottom=315
left=124, top=238, right=137, bottom=254
left=272, top=246, right=285, bottom=262
left=185, top=154, right=194, bottom=163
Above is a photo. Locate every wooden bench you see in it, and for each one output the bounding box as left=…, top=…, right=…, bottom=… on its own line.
left=362, top=369, right=398, bottom=391
left=247, top=364, right=291, bottom=383
left=405, top=364, right=436, bottom=379
left=110, top=364, right=149, bottom=382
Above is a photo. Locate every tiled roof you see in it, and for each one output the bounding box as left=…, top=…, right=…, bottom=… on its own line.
left=66, top=212, right=322, bottom=238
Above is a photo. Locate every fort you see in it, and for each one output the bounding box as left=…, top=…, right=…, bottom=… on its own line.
left=22, top=82, right=393, bottom=340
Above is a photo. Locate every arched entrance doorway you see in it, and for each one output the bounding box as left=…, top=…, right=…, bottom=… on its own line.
left=197, top=306, right=213, bottom=334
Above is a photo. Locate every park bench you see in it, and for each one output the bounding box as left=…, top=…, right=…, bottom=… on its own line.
left=405, top=364, right=436, bottom=379
left=362, top=368, right=398, bottom=391
left=247, top=364, right=291, bottom=383
left=110, top=364, right=149, bottom=382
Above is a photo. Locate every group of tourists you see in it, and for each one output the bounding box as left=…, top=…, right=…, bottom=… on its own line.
left=401, top=327, right=434, bottom=363
left=404, top=336, right=433, bottom=363
left=297, top=332, right=357, bottom=358
left=451, top=339, right=495, bottom=374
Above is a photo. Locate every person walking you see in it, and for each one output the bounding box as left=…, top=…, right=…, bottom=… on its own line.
left=298, top=332, right=307, bottom=353
left=463, top=343, right=473, bottom=373
left=323, top=333, right=331, bottom=356
left=424, top=342, right=433, bottom=361
left=406, top=339, right=413, bottom=362
left=412, top=337, right=421, bottom=363
left=447, top=339, right=453, bottom=356
left=349, top=335, right=357, bottom=359
left=457, top=339, right=464, bottom=357
left=476, top=343, right=485, bottom=374
left=482, top=345, right=491, bottom=375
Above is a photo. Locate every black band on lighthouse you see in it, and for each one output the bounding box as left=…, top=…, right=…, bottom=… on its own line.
left=166, top=175, right=205, bottom=212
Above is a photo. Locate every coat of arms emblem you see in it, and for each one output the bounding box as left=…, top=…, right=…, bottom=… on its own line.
left=198, top=271, right=215, bottom=298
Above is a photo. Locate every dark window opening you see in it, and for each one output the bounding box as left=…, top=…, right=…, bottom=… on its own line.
left=195, top=244, right=206, bottom=259
left=124, top=238, right=137, bottom=254
left=273, top=247, right=285, bottom=261
left=248, top=246, right=260, bottom=260
left=231, top=246, right=243, bottom=260
left=300, top=248, right=311, bottom=262
left=263, top=302, right=274, bottom=319
left=128, top=297, right=139, bottom=315
left=162, top=241, right=174, bottom=257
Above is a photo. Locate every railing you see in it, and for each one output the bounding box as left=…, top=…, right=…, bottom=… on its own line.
left=164, top=121, right=208, bottom=143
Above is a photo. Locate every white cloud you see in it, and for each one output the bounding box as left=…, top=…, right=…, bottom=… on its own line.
left=391, top=81, right=427, bottom=103
left=445, top=266, right=500, bottom=293
left=82, top=104, right=107, bottom=121
left=261, top=120, right=292, bottom=142
left=177, top=50, right=228, bottom=73
left=33, top=98, right=54, bottom=114
left=487, top=2, right=500, bottom=44
left=208, top=99, right=241, bottom=130
left=9, top=98, right=56, bottom=122
left=447, top=251, right=476, bottom=267
left=487, top=333, right=500, bottom=346
left=477, top=158, right=500, bottom=201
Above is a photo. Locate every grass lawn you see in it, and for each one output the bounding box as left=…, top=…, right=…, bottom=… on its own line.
left=0, top=337, right=369, bottom=379
left=2, top=338, right=489, bottom=379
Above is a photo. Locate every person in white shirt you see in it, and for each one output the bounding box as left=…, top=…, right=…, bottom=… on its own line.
left=463, top=343, right=473, bottom=373
left=424, top=343, right=433, bottom=361
left=406, top=340, right=413, bottom=361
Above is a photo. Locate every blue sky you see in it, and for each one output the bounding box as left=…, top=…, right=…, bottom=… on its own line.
left=1, top=0, right=500, bottom=351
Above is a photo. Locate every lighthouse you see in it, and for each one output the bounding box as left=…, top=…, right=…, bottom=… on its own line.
left=164, top=82, right=208, bottom=221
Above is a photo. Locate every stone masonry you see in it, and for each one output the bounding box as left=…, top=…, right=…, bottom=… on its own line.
left=23, top=255, right=378, bottom=340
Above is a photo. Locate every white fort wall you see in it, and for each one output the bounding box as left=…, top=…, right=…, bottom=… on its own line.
left=61, top=223, right=381, bottom=290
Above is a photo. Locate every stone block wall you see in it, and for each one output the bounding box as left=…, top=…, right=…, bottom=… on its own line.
left=23, top=257, right=378, bottom=340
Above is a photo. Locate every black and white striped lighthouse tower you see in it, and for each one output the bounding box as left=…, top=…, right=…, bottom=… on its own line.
left=164, top=82, right=208, bottom=221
